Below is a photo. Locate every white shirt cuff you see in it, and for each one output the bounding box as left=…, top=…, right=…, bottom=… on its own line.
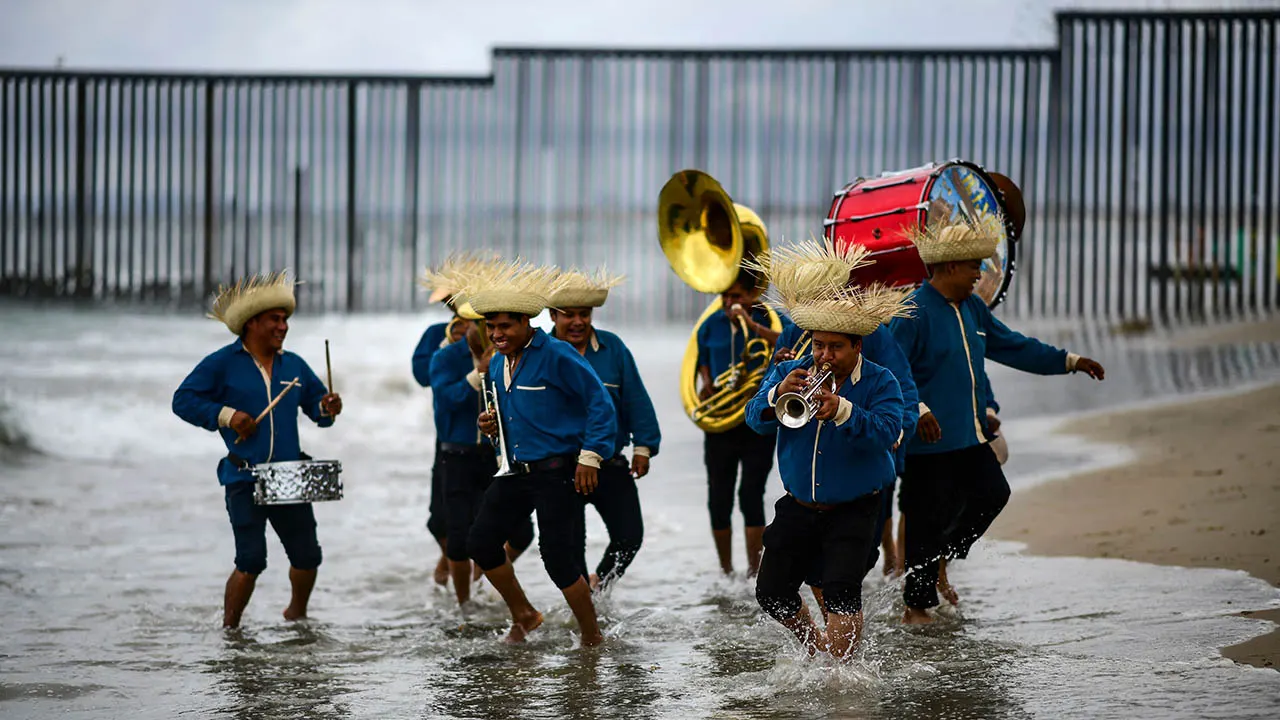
left=767, top=386, right=777, bottom=405
left=578, top=450, right=603, bottom=468
left=217, top=406, right=237, bottom=428
left=465, top=369, right=482, bottom=391
left=1067, top=352, right=1081, bottom=371
left=833, top=397, right=853, bottom=425
left=918, top=402, right=931, bottom=417
left=633, top=446, right=651, bottom=458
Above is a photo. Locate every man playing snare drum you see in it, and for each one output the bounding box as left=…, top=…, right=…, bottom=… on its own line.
left=172, top=270, right=343, bottom=629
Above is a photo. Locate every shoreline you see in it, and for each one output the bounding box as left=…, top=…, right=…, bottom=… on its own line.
left=990, top=380, right=1280, bottom=671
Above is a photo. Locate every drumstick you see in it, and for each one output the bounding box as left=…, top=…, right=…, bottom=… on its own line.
left=234, top=377, right=300, bottom=444
left=324, top=339, right=333, bottom=393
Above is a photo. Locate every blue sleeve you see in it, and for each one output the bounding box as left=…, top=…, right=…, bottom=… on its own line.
left=411, top=326, right=443, bottom=388
left=980, top=304, right=1070, bottom=375
left=774, top=323, right=801, bottom=363
left=298, top=359, right=335, bottom=427
left=745, top=361, right=788, bottom=434
left=172, top=353, right=226, bottom=432
left=867, top=328, right=919, bottom=439
left=888, top=314, right=923, bottom=369
left=696, top=321, right=711, bottom=371
left=834, top=370, right=903, bottom=450
left=560, top=350, right=618, bottom=459
left=984, top=377, right=1000, bottom=413
left=617, top=345, right=662, bottom=456
left=432, top=349, right=478, bottom=412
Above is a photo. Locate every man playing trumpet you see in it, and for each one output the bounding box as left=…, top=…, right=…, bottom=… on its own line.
left=744, top=240, right=913, bottom=657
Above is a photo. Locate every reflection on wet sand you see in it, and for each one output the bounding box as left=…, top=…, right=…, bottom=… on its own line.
left=208, top=625, right=355, bottom=720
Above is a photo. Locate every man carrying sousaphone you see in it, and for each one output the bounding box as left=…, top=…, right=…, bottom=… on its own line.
left=889, top=214, right=1105, bottom=624
left=455, top=258, right=618, bottom=646
left=172, top=270, right=343, bottom=629
left=744, top=239, right=912, bottom=658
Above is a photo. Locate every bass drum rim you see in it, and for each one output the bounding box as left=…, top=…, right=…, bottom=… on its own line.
left=680, top=297, right=784, bottom=434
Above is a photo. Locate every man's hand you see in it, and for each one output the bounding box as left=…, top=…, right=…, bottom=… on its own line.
left=321, top=393, right=343, bottom=417
left=772, top=346, right=796, bottom=364
left=917, top=412, right=942, bottom=443
left=811, top=389, right=841, bottom=421
left=1074, top=357, right=1106, bottom=380
left=477, top=411, right=498, bottom=438
left=631, top=454, right=650, bottom=479
left=776, top=367, right=810, bottom=398
left=986, top=412, right=1002, bottom=434
left=575, top=463, right=599, bottom=495
left=727, top=303, right=750, bottom=325
left=472, top=345, right=494, bottom=376
left=229, top=410, right=258, bottom=440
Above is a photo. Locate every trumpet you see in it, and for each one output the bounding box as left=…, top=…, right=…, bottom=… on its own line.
left=774, top=362, right=835, bottom=429
left=479, top=370, right=517, bottom=477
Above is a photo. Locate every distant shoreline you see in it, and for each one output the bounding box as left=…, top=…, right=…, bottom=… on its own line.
left=990, top=364, right=1280, bottom=672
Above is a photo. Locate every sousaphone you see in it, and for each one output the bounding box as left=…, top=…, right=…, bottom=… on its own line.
left=657, top=169, right=783, bottom=433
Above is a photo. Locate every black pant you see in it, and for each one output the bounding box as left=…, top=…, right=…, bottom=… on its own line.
left=224, top=481, right=322, bottom=576
left=704, top=423, right=776, bottom=530
left=805, top=477, right=896, bottom=588
left=426, top=439, right=447, bottom=541
left=440, top=448, right=535, bottom=562
left=583, top=458, right=644, bottom=585
left=755, top=492, right=882, bottom=619
left=467, top=457, right=587, bottom=590
left=900, top=443, right=1010, bottom=610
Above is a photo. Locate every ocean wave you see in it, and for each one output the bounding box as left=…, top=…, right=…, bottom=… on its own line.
left=0, top=400, right=40, bottom=461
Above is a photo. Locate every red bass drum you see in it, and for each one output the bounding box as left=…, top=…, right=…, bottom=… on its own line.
left=823, top=159, right=1021, bottom=309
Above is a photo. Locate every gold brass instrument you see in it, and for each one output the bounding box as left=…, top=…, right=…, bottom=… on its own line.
left=775, top=362, right=835, bottom=429
left=658, top=169, right=782, bottom=433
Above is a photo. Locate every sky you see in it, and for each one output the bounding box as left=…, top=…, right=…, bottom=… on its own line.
left=1, top=0, right=1274, bottom=75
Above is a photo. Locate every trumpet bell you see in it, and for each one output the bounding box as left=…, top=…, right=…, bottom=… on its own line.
left=658, top=169, right=770, bottom=294
left=777, top=392, right=815, bottom=429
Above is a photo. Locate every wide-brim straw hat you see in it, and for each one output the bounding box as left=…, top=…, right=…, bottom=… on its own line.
left=786, top=285, right=914, bottom=336
left=207, top=270, right=297, bottom=335
left=909, top=213, right=1003, bottom=265
left=452, top=259, right=568, bottom=317
left=420, top=250, right=506, bottom=319
left=547, top=267, right=626, bottom=309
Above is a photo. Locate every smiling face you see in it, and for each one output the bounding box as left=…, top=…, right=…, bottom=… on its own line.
left=931, top=259, right=984, bottom=301
left=243, top=308, right=289, bottom=353
left=483, top=312, right=533, bottom=356
left=810, top=331, right=862, bottom=378
left=550, top=307, right=593, bottom=349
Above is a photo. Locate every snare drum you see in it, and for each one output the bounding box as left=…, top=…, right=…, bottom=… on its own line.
left=824, top=159, right=1019, bottom=308
left=250, top=459, right=344, bottom=505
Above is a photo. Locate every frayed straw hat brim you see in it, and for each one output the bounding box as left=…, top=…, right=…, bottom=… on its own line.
left=207, top=271, right=297, bottom=335
left=468, top=291, right=547, bottom=317
left=548, top=288, right=609, bottom=308
left=790, top=303, right=885, bottom=337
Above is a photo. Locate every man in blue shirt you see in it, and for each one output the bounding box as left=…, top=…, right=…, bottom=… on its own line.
left=696, top=268, right=794, bottom=577
left=745, top=254, right=911, bottom=658
left=410, top=287, right=470, bottom=587
left=459, top=261, right=618, bottom=647
left=172, top=271, right=343, bottom=629
left=890, top=218, right=1105, bottom=624
left=547, top=269, right=662, bottom=592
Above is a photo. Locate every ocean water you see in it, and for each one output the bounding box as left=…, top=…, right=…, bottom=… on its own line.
left=1, top=304, right=1278, bottom=719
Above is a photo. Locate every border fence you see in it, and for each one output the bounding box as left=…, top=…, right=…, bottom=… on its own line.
left=1, top=9, right=1277, bottom=325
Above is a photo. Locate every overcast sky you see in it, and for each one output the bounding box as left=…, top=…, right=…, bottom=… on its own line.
left=0, top=0, right=1273, bottom=74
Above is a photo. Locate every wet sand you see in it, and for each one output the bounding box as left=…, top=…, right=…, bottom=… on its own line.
left=990, top=381, right=1280, bottom=671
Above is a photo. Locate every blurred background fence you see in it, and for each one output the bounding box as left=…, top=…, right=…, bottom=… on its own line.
left=1, top=8, right=1277, bottom=325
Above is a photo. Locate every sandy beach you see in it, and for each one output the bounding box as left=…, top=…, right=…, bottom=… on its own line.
left=990, top=379, right=1280, bottom=671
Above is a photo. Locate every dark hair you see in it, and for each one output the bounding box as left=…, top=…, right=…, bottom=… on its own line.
left=732, top=267, right=761, bottom=293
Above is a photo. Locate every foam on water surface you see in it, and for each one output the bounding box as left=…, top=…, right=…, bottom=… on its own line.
left=1, top=306, right=1278, bottom=719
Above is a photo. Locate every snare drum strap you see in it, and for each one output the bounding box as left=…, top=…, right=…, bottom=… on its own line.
left=227, top=450, right=312, bottom=470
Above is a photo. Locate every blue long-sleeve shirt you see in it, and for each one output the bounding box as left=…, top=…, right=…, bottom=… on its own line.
left=696, top=306, right=795, bottom=382
left=890, top=282, right=1072, bottom=455
left=428, top=339, right=487, bottom=447
left=776, top=322, right=920, bottom=475
left=745, top=355, right=903, bottom=504
left=172, top=341, right=335, bottom=485
left=488, top=328, right=617, bottom=464
left=411, top=322, right=449, bottom=388
left=549, top=328, right=662, bottom=459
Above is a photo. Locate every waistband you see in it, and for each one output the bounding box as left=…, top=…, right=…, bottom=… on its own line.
left=439, top=442, right=493, bottom=456
left=601, top=455, right=629, bottom=469
left=788, top=489, right=879, bottom=512
left=506, top=453, right=578, bottom=475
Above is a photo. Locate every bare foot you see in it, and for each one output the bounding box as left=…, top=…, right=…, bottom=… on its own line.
left=581, top=631, right=605, bottom=648
left=283, top=605, right=306, bottom=622
left=502, top=610, right=544, bottom=644
left=902, top=608, right=934, bottom=625
left=433, top=555, right=449, bottom=586
left=882, top=550, right=897, bottom=577
left=937, top=561, right=959, bottom=605
left=589, top=573, right=601, bottom=592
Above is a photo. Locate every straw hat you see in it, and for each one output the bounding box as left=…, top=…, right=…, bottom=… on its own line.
left=548, top=267, right=626, bottom=309
left=753, top=237, right=913, bottom=336
left=420, top=250, right=503, bottom=320
left=207, top=270, right=297, bottom=335
left=452, top=258, right=567, bottom=317
left=907, top=212, right=1005, bottom=266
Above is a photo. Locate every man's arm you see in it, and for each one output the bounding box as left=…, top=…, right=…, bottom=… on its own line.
left=431, top=348, right=483, bottom=412
left=411, top=325, right=443, bottom=388
left=298, top=360, right=336, bottom=427
left=617, top=344, right=661, bottom=458
left=172, top=353, right=230, bottom=432
left=744, top=362, right=789, bottom=434
left=830, top=372, right=904, bottom=450
left=980, top=303, right=1072, bottom=375
left=888, top=314, right=932, bottom=422
left=561, top=351, right=618, bottom=467
left=867, top=327, right=919, bottom=442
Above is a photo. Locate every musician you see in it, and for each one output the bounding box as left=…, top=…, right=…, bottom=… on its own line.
left=172, top=271, right=342, bottom=629
left=697, top=268, right=794, bottom=576
left=428, top=314, right=535, bottom=608
left=547, top=270, right=662, bottom=592
left=458, top=261, right=618, bottom=646
left=411, top=287, right=469, bottom=587
left=745, top=253, right=910, bottom=658
left=890, top=217, right=1105, bottom=624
